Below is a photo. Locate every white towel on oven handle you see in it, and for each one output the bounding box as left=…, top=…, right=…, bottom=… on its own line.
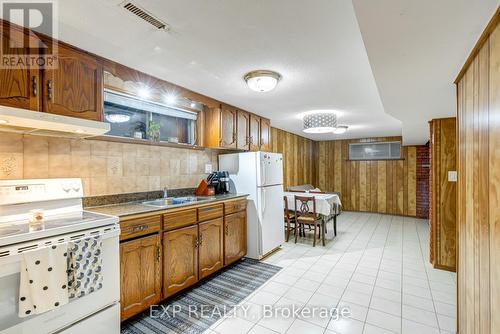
left=18, top=244, right=69, bottom=317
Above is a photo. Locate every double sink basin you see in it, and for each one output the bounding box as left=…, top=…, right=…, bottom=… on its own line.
left=142, top=196, right=216, bottom=208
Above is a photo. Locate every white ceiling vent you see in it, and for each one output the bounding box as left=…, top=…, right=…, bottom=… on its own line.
left=122, top=2, right=170, bottom=30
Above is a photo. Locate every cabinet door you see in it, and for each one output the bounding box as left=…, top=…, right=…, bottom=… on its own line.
left=120, top=234, right=161, bottom=320
left=236, top=110, right=250, bottom=150
left=220, top=106, right=237, bottom=148
left=0, top=23, right=40, bottom=110
left=260, top=118, right=271, bottom=151
left=224, top=211, right=247, bottom=266
left=163, top=225, right=199, bottom=297
left=249, top=114, right=261, bottom=151
left=199, top=218, right=224, bottom=279
left=42, top=43, right=103, bottom=121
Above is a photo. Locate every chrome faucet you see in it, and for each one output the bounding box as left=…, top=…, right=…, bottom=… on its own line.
left=163, top=187, right=169, bottom=198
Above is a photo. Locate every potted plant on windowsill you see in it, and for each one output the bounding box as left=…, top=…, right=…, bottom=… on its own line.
left=148, top=120, right=161, bottom=142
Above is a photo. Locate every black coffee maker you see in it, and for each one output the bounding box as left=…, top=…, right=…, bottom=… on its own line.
left=207, top=171, right=230, bottom=194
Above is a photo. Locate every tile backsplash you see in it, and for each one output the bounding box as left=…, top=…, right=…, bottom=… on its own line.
left=0, top=132, right=219, bottom=196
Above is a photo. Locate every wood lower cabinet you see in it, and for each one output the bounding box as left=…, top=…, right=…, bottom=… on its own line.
left=42, top=43, right=103, bottom=121
left=260, top=117, right=271, bottom=151
left=224, top=211, right=247, bottom=265
left=120, top=234, right=161, bottom=320
left=198, top=218, right=224, bottom=279
left=163, top=225, right=199, bottom=297
left=119, top=198, right=247, bottom=320
left=249, top=114, right=261, bottom=151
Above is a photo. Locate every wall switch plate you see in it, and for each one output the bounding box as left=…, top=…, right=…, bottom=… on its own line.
left=205, top=164, right=213, bottom=174
left=448, top=171, right=457, bottom=182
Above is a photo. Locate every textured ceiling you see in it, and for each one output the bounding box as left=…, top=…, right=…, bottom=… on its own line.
left=53, top=0, right=497, bottom=144
left=55, top=0, right=401, bottom=141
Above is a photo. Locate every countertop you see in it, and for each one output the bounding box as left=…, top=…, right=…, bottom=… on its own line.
left=85, top=193, right=249, bottom=219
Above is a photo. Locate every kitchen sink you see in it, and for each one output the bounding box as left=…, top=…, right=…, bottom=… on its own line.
left=142, top=196, right=214, bottom=207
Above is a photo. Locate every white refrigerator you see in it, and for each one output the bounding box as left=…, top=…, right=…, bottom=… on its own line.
left=219, top=151, right=285, bottom=259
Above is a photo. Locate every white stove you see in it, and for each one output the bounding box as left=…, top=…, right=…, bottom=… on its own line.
left=0, top=178, right=120, bottom=334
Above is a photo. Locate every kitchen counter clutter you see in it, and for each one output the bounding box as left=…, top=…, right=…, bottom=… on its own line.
left=86, top=192, right=249, bottom=320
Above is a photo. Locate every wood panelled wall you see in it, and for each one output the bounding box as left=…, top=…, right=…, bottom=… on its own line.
left=317, top=137, right=418, bottom=216
left=270, top=128, right=317, bottom=190
left=429, top=118, right=457, bottom=272
left=456, top=9, right=500, bottom=334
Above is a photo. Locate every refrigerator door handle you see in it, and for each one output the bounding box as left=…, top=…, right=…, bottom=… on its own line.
left=261, top=188, right=266, bottom=215
left=261, top=161, right=266, bottom=186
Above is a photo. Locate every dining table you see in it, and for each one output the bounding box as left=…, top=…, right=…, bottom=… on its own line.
left=284, top=191, right=342, bottom=245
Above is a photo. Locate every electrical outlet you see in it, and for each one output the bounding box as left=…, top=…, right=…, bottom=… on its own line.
left=205, top=164, right=213, bottom=174
left=448, top=171, right=457, bottom=182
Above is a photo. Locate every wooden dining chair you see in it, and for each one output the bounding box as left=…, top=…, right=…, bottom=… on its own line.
left=283, top=196, right=296, bottom=242
left=294, top=195, right=324, bottom=247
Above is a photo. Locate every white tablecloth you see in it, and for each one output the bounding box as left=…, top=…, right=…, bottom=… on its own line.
left=284, top=192, right=342, bottom=216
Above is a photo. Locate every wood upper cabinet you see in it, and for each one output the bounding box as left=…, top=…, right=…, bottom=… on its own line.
left=198, top=218, right=224, bottom=279
left=220, top=105, right=237, bottom=148
left=260, top=117, right=271, bottom=151
left=120, top=234, right=161, bottom=320
left=204, top=104, right=238, bottom=149
left=236, top=110, right=250, bottom=150
left=41, top=42, right=103, bottom=121
left=224, top=211, right=247, bottom=266
left=249, top=114, right=261, bottom=151
left=0, top=22, right=40, bottom=110
left=163, top=225, right=199, bottom=297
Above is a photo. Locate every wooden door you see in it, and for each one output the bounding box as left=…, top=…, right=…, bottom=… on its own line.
left=163, top=225, right=199, bottom=297
left=260, top=118, right=271, bottom=151
left=42, top=43, right=103, bottom=121
left=120, top=234, right=161, bottom=320
left=224, top=211, right=247, bottom=265
left=0, top=22, right=40, bottom=110
left=220, top=105, right=237, bottom=148
left=249, top=114, right=261, bottom=151
left=236, top=110, right=250, bottom=150
left=198, top=218, right=224, bottom=279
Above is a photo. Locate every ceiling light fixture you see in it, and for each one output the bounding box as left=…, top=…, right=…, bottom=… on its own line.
left=333, top=125, right=348, bottom=134
left=303, top=112, right=338, bottom=133
left=164, top=93, right=178, bottom=105
left=138, top=86, right=150, bottom=99
left=244, top=70, right=281, bottom=92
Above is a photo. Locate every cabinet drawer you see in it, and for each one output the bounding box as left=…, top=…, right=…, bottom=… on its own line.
left=198, top=204, right=224, bottom=222
left=224, top=199, right=247, bottom=215
left=120, top=215, right=161, bottom=241
left=163, top=209, right=197, bottom=231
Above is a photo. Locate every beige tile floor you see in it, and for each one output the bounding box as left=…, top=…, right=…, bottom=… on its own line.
left=206, top=212, right=457, bottom=334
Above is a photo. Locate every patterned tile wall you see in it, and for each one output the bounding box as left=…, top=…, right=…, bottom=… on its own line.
left=0, top=132, right=219, bottom=196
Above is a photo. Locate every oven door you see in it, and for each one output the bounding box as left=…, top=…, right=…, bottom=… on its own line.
left=0, top=225, right=120, bottom=334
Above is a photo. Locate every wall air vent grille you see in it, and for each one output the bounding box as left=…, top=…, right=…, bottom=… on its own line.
left=122, top=2, right=169, bottom=30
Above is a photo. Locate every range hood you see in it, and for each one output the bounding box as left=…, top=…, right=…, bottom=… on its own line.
left=0, top=106, right=110, bottom=138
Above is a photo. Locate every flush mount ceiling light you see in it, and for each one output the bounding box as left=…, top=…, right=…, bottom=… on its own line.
left=333, top=125, right=348, bottom=134
left=244, top=70, right=281, bottom=92
left=303, top=112, right=338, bottom=133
